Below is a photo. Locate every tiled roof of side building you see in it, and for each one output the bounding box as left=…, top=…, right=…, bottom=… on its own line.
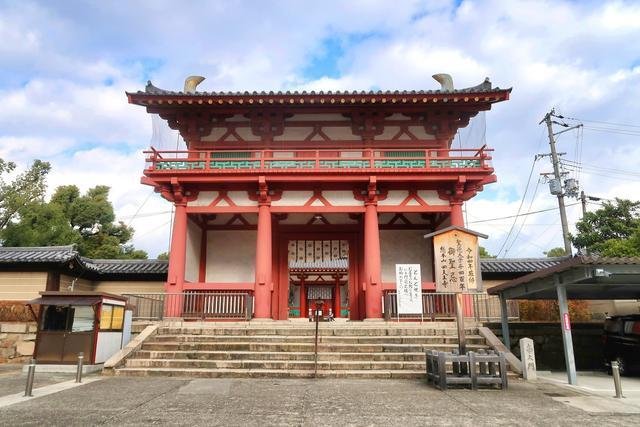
left=0, top=245, right=77, bottom=263
left=480, top=257, right=568, bottom=273
left=83, top=258, right=168, bottom=275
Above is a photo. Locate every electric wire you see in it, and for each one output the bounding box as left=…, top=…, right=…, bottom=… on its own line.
left=495, top=157, right=539, bottom=257
left=504, top=176, right=542, bottom=256
left=468, top=202, right=581, bottom=224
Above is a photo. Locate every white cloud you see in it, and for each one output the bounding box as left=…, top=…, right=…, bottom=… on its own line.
left=1, top=0, right=640, bottom=258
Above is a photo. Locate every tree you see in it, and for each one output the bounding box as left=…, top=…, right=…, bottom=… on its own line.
left=544, top=247, right=567, bottom=257
left=478, top=246, right=495, bottom=258
left=0, top=158, right=51, bottom=229
left=3, top=185, right=147, bottom=259
left=571, top=198, right=640, bottom=256
left=157, top=252, right=169, bottom=260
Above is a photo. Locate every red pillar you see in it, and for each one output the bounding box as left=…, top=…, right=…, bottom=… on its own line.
left=300, top=276, right=307, bottom=319
left=334, top=276, right=341, bottom=318
left=364, top=202, right=383, bottom=319
left=254, top=203, right=272, bottom=318
left=450, top=201, right=464, bottom=227
left=165, top=202, right=187, bottom=317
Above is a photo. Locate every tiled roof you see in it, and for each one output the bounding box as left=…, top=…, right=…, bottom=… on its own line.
left=138, top=78, right=509, bottom=97
left=289, top=259, right=348, bottom=271
left=0, top=246, right=166, bottom=277
left=127, top=79, right=511, bottom=107
left=83, top=258, right=168, bottom=275
left=0, top=245, right=77, bottom=264
left=480, top=257, right=568, bottom=274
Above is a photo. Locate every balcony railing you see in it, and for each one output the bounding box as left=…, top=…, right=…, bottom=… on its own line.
left=123, top=292, right=254, bottom=320
left=382, top=292, right=519, bottom=322
left=144, top=147, right=492, bottom=174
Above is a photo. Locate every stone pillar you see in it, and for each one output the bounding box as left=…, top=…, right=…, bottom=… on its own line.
left=254, top=203, right=273, bottom=318
left=519, top=337, right=537, bottom=380
left=165, top=202, right=187, bottom=317
left=450, top=201, right=464, bottom=227
left=363, top=202, right=382, bottom=319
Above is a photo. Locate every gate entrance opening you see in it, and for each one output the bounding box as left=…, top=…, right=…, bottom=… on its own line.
left=287, top=240, right=349, bottom=319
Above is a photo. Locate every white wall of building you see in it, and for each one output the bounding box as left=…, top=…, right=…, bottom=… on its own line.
left=380, top=230, right=433, bottom=283
left=206, top=230, right=256, bottom=282
left=185, top=219, right=201, bottom=283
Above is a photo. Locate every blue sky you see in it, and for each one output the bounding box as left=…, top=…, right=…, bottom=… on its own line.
left=1, top=0, right=640, bottom=258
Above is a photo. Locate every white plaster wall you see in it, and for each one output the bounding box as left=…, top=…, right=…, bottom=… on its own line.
left=380, top=230, right=434, bottom=283
left=206, top=230, right=256, bottom=282
left=185, top=219, right=201, bottom=283
left=417, top=190, right=449, bottom=206
left=407, top=126, right=435, bottom=139
left=287, top=114, right=349, bottom=122
left=188, top=191, right=218, bottom=207
left=323, top=191, right=359, bottom=207
left=235, top=127, right=261, bottom=141
left=274, top=127, right=314, bottom=141
left=322, top=127, right=360, bottom=140
left=272, top=191, right=313, bottom=207
left=227, top=191, right=257, bottom=206
left=378, top=190, right=408, bottom=206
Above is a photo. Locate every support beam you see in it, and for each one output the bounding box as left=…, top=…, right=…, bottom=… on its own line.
left=363, top=202, right=382, bottom=319
left=499, top=294, right=511, bottom=350
left=556, top=279, right=577, bottom=385
left=254, top=203, right=273, bottom=318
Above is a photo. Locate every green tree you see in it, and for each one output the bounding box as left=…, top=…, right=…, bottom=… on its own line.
left=3, top=184, right=147, bottom=259
left=544, top=247, right=567, bottom=257
left=478, top=246, right=495, bottom=258
left=156, top=252, right=169, bottom=260
left=0, top=158, right=51, bottom=229
left=571, top=198, right=640, bottom=256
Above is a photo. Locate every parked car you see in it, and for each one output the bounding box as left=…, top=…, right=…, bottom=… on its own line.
left=603, top=314, right=640, bottom=376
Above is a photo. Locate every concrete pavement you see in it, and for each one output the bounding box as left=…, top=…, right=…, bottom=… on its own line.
left=1, top=371, right=640, bottom=426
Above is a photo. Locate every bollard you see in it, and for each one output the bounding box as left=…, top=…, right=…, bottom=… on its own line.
left=24, top=358, right=36, bottom=397
left=76, top=352, right=84, bottom=383
left=611, top=361, right=624, bottom=398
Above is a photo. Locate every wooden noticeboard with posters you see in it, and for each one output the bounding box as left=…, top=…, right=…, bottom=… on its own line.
left=424, top=226, right=487, bottom=293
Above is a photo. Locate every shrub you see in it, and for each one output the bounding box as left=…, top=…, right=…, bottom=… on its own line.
left=0, top=301, right=38, bottom=322
left=518, top=300, right=591, bottom=322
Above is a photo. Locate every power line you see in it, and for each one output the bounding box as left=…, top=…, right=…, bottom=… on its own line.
left=495, top=157, right=539, bottom=257
left=562, top=116, right=640, bottom=129
left=468, top=202, right=581, bottom=224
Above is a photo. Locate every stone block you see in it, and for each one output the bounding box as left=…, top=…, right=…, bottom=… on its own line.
left=16, top=340, right=35, bottom=356
left=28, top=324, right=38, bottom=333
left=0, top=347, right=15, bottom=358
left=23, top=334, right=37, bottom=341
left=1, top=323, right=28, bottom=333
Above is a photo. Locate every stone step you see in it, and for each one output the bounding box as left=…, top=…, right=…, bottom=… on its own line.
left=114, top=367, right=425, bottom=379
left=140, top=341, right=488, bottom=353
left=132, top=350, right=428, bottom=362
left=158, top=327, right=478, bottom=337
left=125, top=358, right=426, bottom=371
left=151, top=334, right=486, bottom=344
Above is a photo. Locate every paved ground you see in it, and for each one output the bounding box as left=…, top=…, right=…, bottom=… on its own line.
left=0, top=365, right=74, bottom=398
left=1, top=370, right=640, bottom=426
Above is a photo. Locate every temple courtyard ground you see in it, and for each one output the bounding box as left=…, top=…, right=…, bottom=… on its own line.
left=1, top=366, right=640, bottom=426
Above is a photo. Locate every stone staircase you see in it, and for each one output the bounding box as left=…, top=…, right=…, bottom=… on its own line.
left=114, top=321, right=489, bottom=379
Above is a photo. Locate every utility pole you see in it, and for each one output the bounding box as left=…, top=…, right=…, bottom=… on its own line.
left=580, top=190, right=587, bottom=218
left=540, top=109, right=573, bottom=256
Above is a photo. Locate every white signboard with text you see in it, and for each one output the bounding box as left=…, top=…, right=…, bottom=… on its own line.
left=395, top=264, right=423, bottom=315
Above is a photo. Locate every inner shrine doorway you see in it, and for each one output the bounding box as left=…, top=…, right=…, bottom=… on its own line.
left=278, top=234, right=360, bottom=320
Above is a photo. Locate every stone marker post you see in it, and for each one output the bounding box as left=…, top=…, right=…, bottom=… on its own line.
left=519, top=337, right=537, bottom=380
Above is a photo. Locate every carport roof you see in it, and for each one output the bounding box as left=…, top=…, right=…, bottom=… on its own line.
left=487, top=256, right=640, bottom=300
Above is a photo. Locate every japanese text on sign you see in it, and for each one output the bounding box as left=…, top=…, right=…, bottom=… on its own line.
left=433, top=230, right=481, bottom=293
left=395, top=264, right=423, bottom=314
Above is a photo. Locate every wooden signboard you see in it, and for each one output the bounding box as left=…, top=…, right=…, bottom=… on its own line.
left=426, top=226, right=485, bottom=293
